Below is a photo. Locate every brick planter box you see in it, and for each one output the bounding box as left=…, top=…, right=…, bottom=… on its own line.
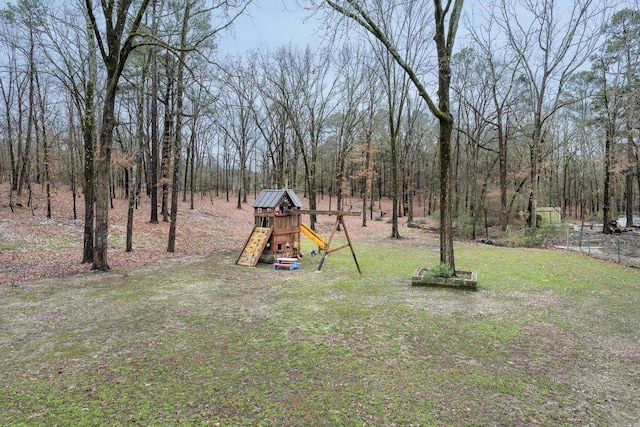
left=411, top=268, right=478, bottom=291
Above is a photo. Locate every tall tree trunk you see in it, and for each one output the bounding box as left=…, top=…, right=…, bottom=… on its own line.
left=93, top=79, right=117, bottom=270
left=602, top=124, right=614, bottom=234
left=18, top=26, right=36, bottom=197
left=68, top=104, right=78, bottom=220
left=161, top=60, right=174, bottom=222
left=635, top=144, right=640, bottom=215
left=390, top=131, right=400, bottom=239
left=15, top=80, right=25, bottom=194
left=361, top=134, right=372, bottom=227
left=35, top=70, right=51, bottom=218
left=188, top=111, right=197, bottom=210
left=438, top=115, right=454, bottom=270
left=127, top=54, right=148, bottom=252
left=149, top=1, right=159, bottom=224
left=82, top=7, right=97, bottom=263
left=183, top=131, right=191, bottom=203
left=562, top=153, right=570, bottom=218
left=434, top=1, right=459, bottom=272
left=0, top=76, right=18, bottom=192
left=86, top=0, right=151, bottom=271
left=527, top=121, right=542, bottom=231
left=498, top=111, right=508, bottom=232
left=625, top=127, right=634, bottom=227
left=169, top=0, right=193, bottom=252
left=407, top=153, right=414, bottom=223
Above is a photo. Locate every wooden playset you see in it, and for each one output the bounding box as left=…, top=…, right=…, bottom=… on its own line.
left=236, top=189, right=361, bottom=273
left=236, top=189, right=303, bottom=266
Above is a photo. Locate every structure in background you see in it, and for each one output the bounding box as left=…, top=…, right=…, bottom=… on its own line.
left=237, top=189, right=303, bottom=266
left=537, top=207, right=562, bottom=226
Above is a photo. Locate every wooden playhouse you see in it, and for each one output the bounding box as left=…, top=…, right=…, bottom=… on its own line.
left=236, top=189, right=303, bottom=266
left=236, top=189, right=360, bottom=272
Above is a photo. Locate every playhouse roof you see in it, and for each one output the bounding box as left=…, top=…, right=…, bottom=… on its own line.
left=252, top=189, right=303, bottom=209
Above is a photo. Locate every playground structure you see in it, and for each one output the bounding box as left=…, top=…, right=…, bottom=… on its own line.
left=237, top=189, right=303, bottom=266
left=237, top=189, right=361, bottom=272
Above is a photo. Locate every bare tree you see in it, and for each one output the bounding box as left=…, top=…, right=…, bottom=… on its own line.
left=466, top=7, right=524, bottom=232
left=590, top=8, right=640, bottom=233
left=355, top=64, right=383, bottom=227
left=167, top=0, right=191, bottom=253
left=127, top=52, right=149, bottom=252
left=330, top=43, right=369, bottom=213
left=149, top=0, right=161, bottom=225
left=377, top=46, right=409, bottom=239
left=496, top=0, right=605, bottom=230
left=320, top=0, right=463, bottom=270
left=217, top=59, right=260, bottom=210
left=0, top=0, right=46, bottom=202
left=265, top=46, right=338, bottom=229
left=166, top=0, right=251, bottom=250
left=0, top=51, right=20, bottom=193
left=606, top=9, right=640, bottom=230
left=33, top=57, right=52, bottom=218
left=35, top=2, right=99, bottom=262
left=85, top=0, right=152, bottom=270
left=160, top=53, right=175, bottom=223
left=252, top=50, right=299, bottom=190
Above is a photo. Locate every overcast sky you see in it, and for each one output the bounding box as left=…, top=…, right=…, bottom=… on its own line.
left=218, top=1, right=324, bottom=55
left=217, top=0, right=617, bottom=56
left=215, top=0, right=506, bottom=56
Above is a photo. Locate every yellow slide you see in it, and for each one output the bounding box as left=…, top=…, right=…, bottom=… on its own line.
left=300, top=222, right=327, bottom=250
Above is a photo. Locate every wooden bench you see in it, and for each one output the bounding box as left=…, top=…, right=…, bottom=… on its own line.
left=274, top=258, right=300, bottom=270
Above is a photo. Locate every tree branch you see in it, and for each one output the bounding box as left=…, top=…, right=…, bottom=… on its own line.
left=325, top=0, right=445, bottom=120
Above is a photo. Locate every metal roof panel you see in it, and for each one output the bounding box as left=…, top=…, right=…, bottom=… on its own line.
left=252, top=189, right=303, bottom=209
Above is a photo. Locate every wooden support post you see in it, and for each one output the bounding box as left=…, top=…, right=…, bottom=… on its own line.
left=317, top=214, right=361, bottom=274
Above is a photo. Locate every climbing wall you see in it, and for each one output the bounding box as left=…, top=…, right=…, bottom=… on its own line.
left=236, top=227, right=272, bottom=266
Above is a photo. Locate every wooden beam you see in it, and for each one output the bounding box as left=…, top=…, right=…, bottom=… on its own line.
left=295, top=209, right=361, bottom=216
left=316, top=215, right=362, bottom=274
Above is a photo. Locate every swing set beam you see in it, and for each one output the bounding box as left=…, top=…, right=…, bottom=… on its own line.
left=296, top=210, right=362, bottom=274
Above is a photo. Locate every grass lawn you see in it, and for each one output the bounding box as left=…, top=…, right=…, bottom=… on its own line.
left=1, top=239, right=639, bottom=426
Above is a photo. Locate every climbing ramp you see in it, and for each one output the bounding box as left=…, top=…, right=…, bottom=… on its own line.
left=300, top=222, right=327, bottom=250
left=236, top=226, right=272, bottom=266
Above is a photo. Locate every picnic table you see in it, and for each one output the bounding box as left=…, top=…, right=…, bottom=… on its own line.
left=273, top=257, right=300, bottom=270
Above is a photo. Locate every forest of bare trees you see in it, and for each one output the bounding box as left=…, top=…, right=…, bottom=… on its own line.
left=1, top=0, right=639, bottom=271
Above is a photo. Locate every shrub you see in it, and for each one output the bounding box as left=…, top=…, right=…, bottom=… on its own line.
left=499, top=224, right=561, bottom=248
left=426, top=263, right=454, bottom=278
left=453, top=213, right=476, bottom=239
